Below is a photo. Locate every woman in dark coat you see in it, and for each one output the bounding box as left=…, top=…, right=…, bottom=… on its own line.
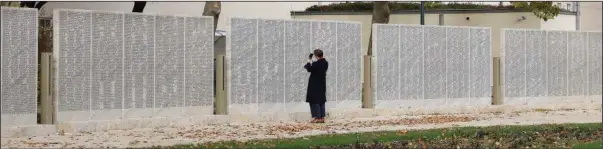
left=304, top=49, right=328, bottom=123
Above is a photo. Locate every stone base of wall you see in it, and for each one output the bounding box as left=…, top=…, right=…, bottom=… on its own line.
left=1, top=125, right=56, bottom=138
left=1, top=113, right=37, bottom=127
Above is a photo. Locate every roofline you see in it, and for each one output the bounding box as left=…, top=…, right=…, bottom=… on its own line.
left=291, top=9, right=577, bottom=16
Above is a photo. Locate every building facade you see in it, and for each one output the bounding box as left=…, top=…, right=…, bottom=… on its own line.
left=291, top=5, right=601, bottom=58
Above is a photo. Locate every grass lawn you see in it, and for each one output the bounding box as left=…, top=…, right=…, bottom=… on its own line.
left=573, top=139, right=602, bottom=149
left=153, top=123, right=602, bottom=149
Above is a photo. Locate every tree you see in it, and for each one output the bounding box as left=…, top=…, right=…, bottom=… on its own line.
left=363, top=2, right=390, bottom=109
left=132, top=1, right=147, bottom=13
left=366, top=2, right=390, bottom=56
left=510, top=1, right=560, bottom=21
left=18, top=1, right=46, bottom=9
left=202, top=2, right=221, bottom=33
left=0, top=2, right=21, bottom=7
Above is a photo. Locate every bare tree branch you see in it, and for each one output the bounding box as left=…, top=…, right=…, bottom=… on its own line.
left=34, top=1, right=47, bottom=9
left=132, top=1, right=147, bottom=13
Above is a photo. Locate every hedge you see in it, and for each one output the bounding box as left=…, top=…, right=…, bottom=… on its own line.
left=304, top=2, right=518, bottom=12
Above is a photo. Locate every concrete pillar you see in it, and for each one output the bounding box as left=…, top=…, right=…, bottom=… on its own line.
left=39, top=52, right=55, bottom=124
left=492, top=57, right=503, bottom=105
left=439, top=14, right=444, bottom=26
left=214, top=55, right=228, bottom=115
left=362, top=55, right=374, bottom=108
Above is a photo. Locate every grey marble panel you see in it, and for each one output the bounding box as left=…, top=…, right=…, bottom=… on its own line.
left=400, top=26, right=424, bottom=100
left=257, top=19, right=285, bottom=105
left=335, top=23, right=361, bottom=102
left=373, top=25, right=399, bottom=101
left=503, top=30, right=526, bottom=98
left=90, top=12, right=124, bottom=113
left=185, top=17, right=214, bottom=107
left=57, top=10, right=92, bottom=112
left=567, top=31, right=588, bottom=96
left=525, top=30, right=547, bottom=97
left=423, top=26, right=446, bottom=99
left=469, top=28, right=491, bottom=98
left=123, top=14, right=155, bottom=110
left=284, top=21, right=311, bottom=104
left=445, top=27, right=470, bottom=99
left=546, top=31, right=567, bottom=96
left=311, top=22, right=336, bottom=103
left=0, top=7, right=38, bottom=116
left=154, top=15, right=185, bottom=108
left=229, top=18, right=258, bottom=105
left=588, top=32, right=602, bottom=95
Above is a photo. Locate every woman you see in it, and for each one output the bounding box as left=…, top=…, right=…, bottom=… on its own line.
left=303, top=49, right=328, bottom=123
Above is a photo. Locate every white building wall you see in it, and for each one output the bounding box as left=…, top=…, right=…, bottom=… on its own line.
left=580, top=2, right=602, bottom=31
left=540, top=14, right=576, bottom=31
left=39, top=2, right=320, bottom=31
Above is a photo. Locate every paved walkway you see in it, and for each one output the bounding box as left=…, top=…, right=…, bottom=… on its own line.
left=1, top=109, right=601, bottom=148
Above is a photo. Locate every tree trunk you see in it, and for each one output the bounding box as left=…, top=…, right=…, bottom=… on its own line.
left=202, top=2, right=221, bottom=32
left=366, top=2, right=391, bottom=56
left=35, top=1, right=47, bottom=10
left=132, top=1, right=147, bottom=13
left=363, top=2, right=391, bottom=109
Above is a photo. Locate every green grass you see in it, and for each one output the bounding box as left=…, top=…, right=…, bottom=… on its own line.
left=152, top=123, right=602, bottom=149
left=573, top=139, right=603, bottom=149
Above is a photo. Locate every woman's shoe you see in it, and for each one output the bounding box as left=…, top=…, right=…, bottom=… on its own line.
left=310, top=118, right=318, bottom=123
left=316, top=118, right=325, bottom=123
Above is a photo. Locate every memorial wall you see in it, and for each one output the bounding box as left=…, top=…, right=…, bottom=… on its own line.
left=372, top=24, right=492, bottom=109
left=54, top=9, right=214, bottom=122
left=228, top=18, right=362, bottom=114
left=502, top=29, right=602, bottom=104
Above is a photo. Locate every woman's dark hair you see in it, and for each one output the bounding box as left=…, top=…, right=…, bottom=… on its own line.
left=313, top=49, right=324, bottom=57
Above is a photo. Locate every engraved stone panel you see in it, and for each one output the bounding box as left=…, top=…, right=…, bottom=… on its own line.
left=57, top=10, right=92, bottom=114
left=154, top=15, right=185, bottom=110
left=284, top=21, right=311, bottom=107
left=311, top=22, right=336, bottom=108
left=423, top=26, right=447, bottom=99
left=335, top=22, right=361, bottom=105
left=588, top=32, right=602, bottom=95
left=400, top=26, right=424, bottom=100
left=445, top=27, right=470, bottom=99
left=258, top=19, right=285, bottom=111
left=546, top=31, right=567, bottom=97
left=90, top=12, right=124, bottom=120
left=373, top=25, right=399, bottom=101
left=567, top=32, right=588, bottom=96
left=525, top=30, right=547, bottom=97
left=185, top=17, right=214, bottom=107
left=229, top=18, right=258, bottom=108
left=503, top=30, right=526, bottom=98
left=123, top=14, right=155, bottom=112
left=0, top=7, right=38, bottom=126
left=469, top=28, right=491, bottom=98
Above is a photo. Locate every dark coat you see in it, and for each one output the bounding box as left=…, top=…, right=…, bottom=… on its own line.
left=304, top=58, right=328, bottom=104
